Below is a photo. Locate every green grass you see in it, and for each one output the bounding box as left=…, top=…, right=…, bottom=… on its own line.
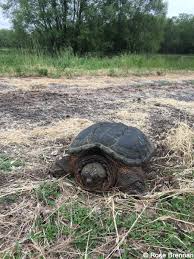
left=0, top=154, right=24, bottom=172
left=36, top=181, right=61, bottom=206
left=2, top=179, right=194, bottom=258
left=0, top=49, right=194, bottom=77
left=0, top=194, right=19, bottom=205
left=29, top=193, right=194, bottom=257
left=5, top=182, right=194, bottom=259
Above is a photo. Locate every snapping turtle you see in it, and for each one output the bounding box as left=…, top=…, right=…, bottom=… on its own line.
left=51, top=122, right=154, bottom=194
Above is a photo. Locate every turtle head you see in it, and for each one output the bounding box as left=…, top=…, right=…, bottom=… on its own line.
left=80, top=162, right=107, bottom=189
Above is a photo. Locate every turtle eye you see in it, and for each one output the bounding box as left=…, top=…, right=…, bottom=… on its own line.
left=81, top=171, right=87, bottom=177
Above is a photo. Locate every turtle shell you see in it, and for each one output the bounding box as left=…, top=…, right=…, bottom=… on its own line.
left=67, top=122, right=154, bottom=166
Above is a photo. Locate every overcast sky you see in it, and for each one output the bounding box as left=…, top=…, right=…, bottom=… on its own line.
left=0, top=0, right=194, bottom=29
left=168, top=0, right=194, bottom=17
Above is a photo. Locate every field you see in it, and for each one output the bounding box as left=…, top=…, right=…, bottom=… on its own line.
left=0, top=73, right=194, bottom=258
left=1, top=49, right=194, bottom=78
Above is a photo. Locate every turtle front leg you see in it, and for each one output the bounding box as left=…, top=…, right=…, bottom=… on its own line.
left=116, top=166, right=146, bottom=194
left=50, top=155, right=71, bottom=177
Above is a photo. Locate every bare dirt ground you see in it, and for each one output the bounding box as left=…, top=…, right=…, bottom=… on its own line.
left=0, top=74, right=194, bottom=258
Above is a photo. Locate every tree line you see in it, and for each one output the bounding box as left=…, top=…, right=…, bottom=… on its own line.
left=0, top=0, right=194, bottom=55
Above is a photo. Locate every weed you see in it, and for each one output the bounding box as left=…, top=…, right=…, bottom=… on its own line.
left=3, top=242, right=22, bottom=259
left=36, top=181, right=61, bottom=206
left=108, top=68, right=118, bottom=77
left=15, top=67, right=24, bottom=76
left=0, top=194, right=18, bottom=205
left=37, top=68, right=48, bottom=76
left=159, top=194, right=194, bottom=221
left=0, top=154, right=24, bottom=172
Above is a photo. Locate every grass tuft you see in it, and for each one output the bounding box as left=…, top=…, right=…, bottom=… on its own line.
left=36, top=68, right=48, bottom=77
left=36, top=182, right=61, bottom=206
left=165, top=123, right=194, bottom=167
left=0, top=154, right=24, bottom=172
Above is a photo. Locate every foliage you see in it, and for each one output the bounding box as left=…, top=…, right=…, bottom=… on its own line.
left=1, top=2, right=194, bottom=55
left=161, top=14, right=194, bottom=54
left=1, top=0, right=167, bottom=54
left=0, top=29, right=17, bottom=48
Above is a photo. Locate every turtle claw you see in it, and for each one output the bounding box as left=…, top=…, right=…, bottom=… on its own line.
left=50, top=156, right=70, bottom=178
left=116, top=167, right=146, bottom=195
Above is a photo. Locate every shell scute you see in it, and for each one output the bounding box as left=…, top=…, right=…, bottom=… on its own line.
left=68, top=122, right=154, bottom=166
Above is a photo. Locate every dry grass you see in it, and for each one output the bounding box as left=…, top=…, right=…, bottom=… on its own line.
left=165, top=122, right=194, bottom=167
left=116, top=110, right=148, bottom=130
left=149, top=98, right=194, bottom=115
left=1, top=72, right=194, bottom=91
left=31, top=118, right=92, bottom=140
left=0, top=118, right=93, bottom=145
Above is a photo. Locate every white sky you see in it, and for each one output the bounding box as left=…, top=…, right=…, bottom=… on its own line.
left=0, top=0, right=194, bottom=29
left=167, top=0, right=194, bottom=17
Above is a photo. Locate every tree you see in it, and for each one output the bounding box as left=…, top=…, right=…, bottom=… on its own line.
left=0, top=29, right=16, bottom=47
left=161, top=14, right=194, bottom=54
left=1, top=0, right=167, bottom=54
